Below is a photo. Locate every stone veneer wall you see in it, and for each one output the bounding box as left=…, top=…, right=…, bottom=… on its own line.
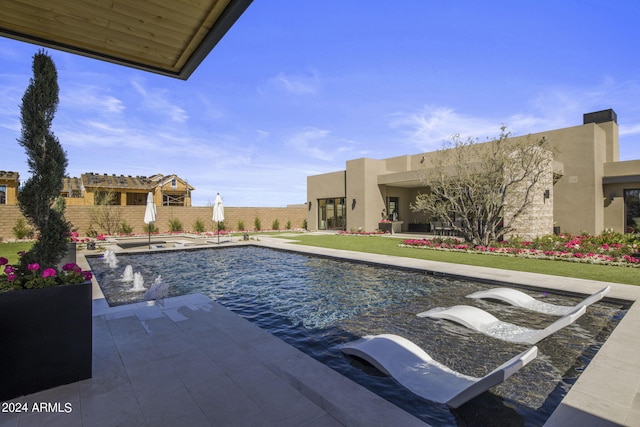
left=0, top=205, right=307, bottom=241
left=502, top=156, right=554, bottom=241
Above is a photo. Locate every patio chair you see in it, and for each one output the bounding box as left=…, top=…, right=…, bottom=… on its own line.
left=466, top=286, right=610, bottom=316
left=340, top=334, right=537, bottom=408
left=417, top=305, right=585, bottom=344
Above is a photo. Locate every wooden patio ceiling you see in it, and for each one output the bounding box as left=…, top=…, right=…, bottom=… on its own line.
left=0, top=0, right=252, bottom=79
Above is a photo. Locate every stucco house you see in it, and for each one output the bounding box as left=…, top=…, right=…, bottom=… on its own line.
left=307, top=109, right=640, bottom=238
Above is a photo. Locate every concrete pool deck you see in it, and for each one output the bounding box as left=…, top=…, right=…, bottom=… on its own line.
left=2, top=234, right=639, bottom=426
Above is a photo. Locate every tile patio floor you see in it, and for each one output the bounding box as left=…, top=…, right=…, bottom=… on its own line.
left=1, top=235, right=639, bottom=426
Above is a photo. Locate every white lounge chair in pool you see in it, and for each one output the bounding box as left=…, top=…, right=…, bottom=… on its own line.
left=340, top=334, right=537, bottom=408
left=466, top=286, right=610, bottom=316
left=417, top=305, right=586, bottom=345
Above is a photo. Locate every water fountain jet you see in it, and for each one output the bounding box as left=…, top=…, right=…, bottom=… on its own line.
left=120, top=265, right=134, bottom=282
left=129, top=272, right=146, bottom=292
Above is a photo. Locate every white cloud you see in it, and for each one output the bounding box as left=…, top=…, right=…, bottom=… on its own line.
left=61, top=85, right=125, bottom=114
left=620, top=123, right=640, bottom=136
left=389, top=106, right=503, bottom=151
left=130, top=80, right=189, bottom=123
left=269, top=71, right=320, bottom=95
left=286, top=127, right=356, bottom=162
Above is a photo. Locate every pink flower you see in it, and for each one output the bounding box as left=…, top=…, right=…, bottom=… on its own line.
left=41, top=268, right=57, bottom=278
left=0, top=257, right=7, bottom=266
left=27, top=263, right=40, bottom=271
left=82, top=271, right=93, bottom=281
left=4, top=265, right=16, bottom=274
left=7, top=273, right=17, bottom=282
left=62, top=263, right=78, bottom=271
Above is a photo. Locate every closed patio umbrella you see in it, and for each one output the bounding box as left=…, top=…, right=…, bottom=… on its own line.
left=212, top=193, right=224, bottom=244
left=144, top=192, right=157, bottom=249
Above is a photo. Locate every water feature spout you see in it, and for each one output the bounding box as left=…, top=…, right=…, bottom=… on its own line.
left=129, top=272, right=146, bottom=292
left=144, top=275, right=169, bottom=303
left=103, top=250, right=119, bottom=269
left=121, top=265, right=134, bottom=282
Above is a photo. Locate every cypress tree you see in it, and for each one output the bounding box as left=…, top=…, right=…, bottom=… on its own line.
left=17, top=50, right=71, bottom=271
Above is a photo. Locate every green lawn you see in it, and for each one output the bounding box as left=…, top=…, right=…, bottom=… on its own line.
left=3, top=234, right=638, bottom=286
left=0, top=242, right=34, bottom=266
left=275, top=234, right=640, bottom=286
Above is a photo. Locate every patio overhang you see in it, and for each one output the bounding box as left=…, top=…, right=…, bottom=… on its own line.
left=0, top=0, right=253, bottom=80
left=377, top=170, right=425, bottom=188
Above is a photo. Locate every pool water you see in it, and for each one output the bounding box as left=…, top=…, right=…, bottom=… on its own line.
left=88, top=246, right=626, bottom=426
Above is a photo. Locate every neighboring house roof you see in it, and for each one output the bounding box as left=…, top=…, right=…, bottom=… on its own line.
left=62, top=177, right=83, bottom=194
left=0, top=171, right=19, bottom=182
left=149, top=173, right=195, bottom=191
left=81, top=173, right=154, bottom=191
left=0, top=0, right=253, bottom=80
left=71, top=173, right=195, bottom=192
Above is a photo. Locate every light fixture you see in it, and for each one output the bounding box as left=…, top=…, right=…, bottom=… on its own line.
left=307, top=201, right=312, bottom=211
left=352, top=198, right=356, bottom=210
left=544, top=189, right=550, bottom=200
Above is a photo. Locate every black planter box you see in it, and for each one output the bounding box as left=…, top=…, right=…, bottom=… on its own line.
left=0, top=282, right=92, bottom=401
left=378, top=222, right=392, bottom=232
left=408, top=223, right=430, bottom=232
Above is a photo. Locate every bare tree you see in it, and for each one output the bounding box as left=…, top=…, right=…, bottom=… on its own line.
left=410, top=127, right=555, bottom=245
left=90, top=190, right=122, bottom=235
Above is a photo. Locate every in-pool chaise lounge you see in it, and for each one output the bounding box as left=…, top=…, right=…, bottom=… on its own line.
left=340, top=334, right=537, bottom=408
left=417, top=305, right=585, bottom=344
left=466, top=286, right=610, bottom=315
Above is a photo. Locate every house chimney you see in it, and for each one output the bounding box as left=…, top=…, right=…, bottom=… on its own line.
left=584, top=109, right=617, bottom=125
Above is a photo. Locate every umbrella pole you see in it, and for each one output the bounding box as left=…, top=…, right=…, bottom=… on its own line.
left=217, top=220, right=220, bottom=244
left=148, top=226, right=151, bottom=250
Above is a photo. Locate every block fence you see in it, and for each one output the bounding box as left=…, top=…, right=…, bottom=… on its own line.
left=0, top=205, right=307, bottom=241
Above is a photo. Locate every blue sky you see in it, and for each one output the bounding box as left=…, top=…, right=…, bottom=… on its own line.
left=1, top=1, right=639, bottom=207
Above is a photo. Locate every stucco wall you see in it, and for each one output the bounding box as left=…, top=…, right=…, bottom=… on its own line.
left=0, top=205, right=306, bottom=241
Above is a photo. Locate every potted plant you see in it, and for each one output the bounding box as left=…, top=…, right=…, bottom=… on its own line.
left=0, top=50, right=92, bottom=401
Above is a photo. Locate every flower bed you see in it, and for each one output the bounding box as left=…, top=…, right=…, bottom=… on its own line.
left=400, top=232, right=640, bottom=267
left=339, top=229, right=389, bottom=236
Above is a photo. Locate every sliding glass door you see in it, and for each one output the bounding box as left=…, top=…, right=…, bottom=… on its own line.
left=318, top=198, right=346, bottom=230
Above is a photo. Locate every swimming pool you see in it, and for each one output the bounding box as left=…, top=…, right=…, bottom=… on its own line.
left=88, top=246, right=626, bottom=426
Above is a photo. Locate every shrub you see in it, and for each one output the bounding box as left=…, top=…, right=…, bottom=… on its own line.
left=193, top=218, right=205, bottom=233
left=143, top=223, right=158, bottom=233
left=272, top=218, right=280, bottom=230
left=86, top=225, right=98, bottom=238
left=237, top=220, right=245, bottom=231
left=168, top=218, right=183, bottom=232
left=119, top=221, right=133, bottom=235
left=285, top=220, right=292, bottom=230
left=254, top=217, right=261, bottom=231
left=302, top=219, right=307, bottom=230
left=12, top=218, right=33, bottom=240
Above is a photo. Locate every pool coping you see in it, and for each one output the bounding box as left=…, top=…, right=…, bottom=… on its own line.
left=80, top=236, right=640, bottom=426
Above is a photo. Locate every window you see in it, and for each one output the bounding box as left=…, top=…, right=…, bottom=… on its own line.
left=386, top=197, right=399, bottom=221
left=317, top=198, right=346, bottom=230
left=0, top=185, right=6, bottom=204
left=171, top=178, right=177, bottom=189
left=624, top=189, right=640, bottom=232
